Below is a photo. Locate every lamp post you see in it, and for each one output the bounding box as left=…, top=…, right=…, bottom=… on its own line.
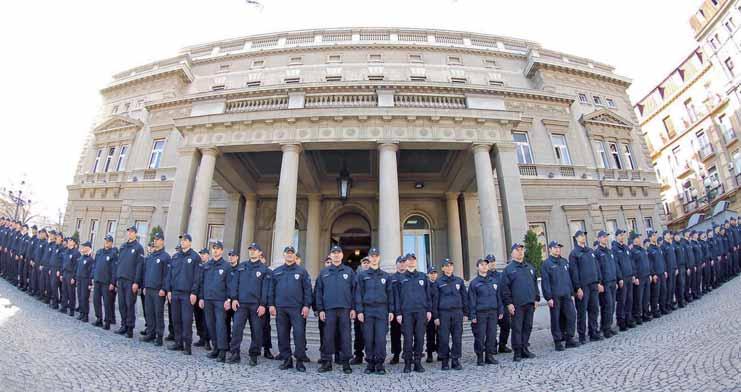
left=337, top=166, right=352, bottom=202
left=6, top=183, right=31, bottom=221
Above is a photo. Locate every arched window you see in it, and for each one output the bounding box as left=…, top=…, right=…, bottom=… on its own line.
left=403, top=215, right=432, bottom=273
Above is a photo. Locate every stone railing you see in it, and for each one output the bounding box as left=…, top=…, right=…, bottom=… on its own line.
left=394, top=94, right=467, bottom=109
left=559, top=166, right=575, bottom=177
left=226, top=96, right=289, bottom=113
left=518, top=165, right=538, bottom=177
left=304, top=93, right=378, bottom=108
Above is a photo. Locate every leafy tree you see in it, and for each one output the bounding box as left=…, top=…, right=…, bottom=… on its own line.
left=523, top=229, right=543, bottom=276
left=149, top=225, right=164, bottom=245
left=71, top=230, right=80, bottom=245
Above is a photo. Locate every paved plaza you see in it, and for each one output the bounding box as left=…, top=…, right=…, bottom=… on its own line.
left=1, top=278, right=740, bottom=391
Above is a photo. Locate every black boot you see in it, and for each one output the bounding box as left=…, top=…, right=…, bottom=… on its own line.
left=80, top=315, right=88, bottom=323
left=342, top=362, right=352, bottom=374
left=476, top=353, right=485, bottom=366
left=485, top=354, right=499, bottom=365
left=426, top=352, right=434, bottom=363
left=263, top=348, right=275, bottom=360
left=389, top=354, right=400, bottom=364
left=317, top=360, right=331, bottom=372
left=207, top=349, right=220, bottom=359
left=217, top=350, right=226, bottom=363
left=555, top=341, right=565, bottom=351
left=248, top=355, right=258, bottom=366
left=140, top=334, right=155, bottom=343
left=375, top=363, right=386, bottom=375
left=364, top=362, right=375, bottom=374
left=114, top=326, right=128, bottom=335
left=193, top=339, right=206, bottom=347
left=349, top=355, right=363, bottom=365
left=279, top=358, right=293, bottom=370
left=441, top=359, right=450, bottom=371
left=513, top=349, right=522, bottom=362
left=413, top=359, right=425, bottom=373
left=204, top=341, right=212, bottom=352
left=451, top=359, right=463, bottom=370
left=168, top=343, right=184, bottom=351
left=227, top=352, right=241, bottom=364
left=165, top=333, right=175, bottom=341
left=403, top=361, right=412, bottom=373
left=522, top=347, right=536, bottom=359
left=183, top=345, right=192, bottom=355
left=295, top=360, right=305, bottom=372
left=140, top=329, right=148, bottom=336
left=103, top=322, right=110, bottom=330
left=125, top=328, right=133, bottom=339
left=498, top=344, right=512, bottom=353
left=154, top=337, right=163, bottom=346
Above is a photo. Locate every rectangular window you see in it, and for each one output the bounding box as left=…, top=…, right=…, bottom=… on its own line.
left=325, top=75, right=342, bottom=82
left=606, top=219, right=618, bottom=235
left=327, top=54, right=342, bottom=63
left=245, top=81, right=261, bottom=88
left=367, top=75, right=385, bottom=81
left=368, top=54, right=383, bottom=63
left=710, top=36, right=719, bottom=49
left=447, top=56, right=462, bottom=65
left=719, top=113, right=736, bottom=142
left=89, top=219, right=98, bottom=247
left=76, top=218, right=83, bottom=232
left=111, top=105, right=119, bottom=114
left=105, top=220, right=117, bottom=237
left=606, top=98, right=616, bottom=108
left=662, top=115, right=676, bottom=138
left=124, top=103, right=130, bottom=112
left=207, top=224, right=224, bottom=245
left=148, top=140, right=165, bottom=169
left=622, top=144, right=636, bottom=170
left=483, top=58, right=497, bottom=68
left=578, top=93, right=588, bottom=104
left=593, top=96, right=603, bottom=106
left=697, top=130, right=713, bottom=158
left=684, top=98, right=698, bottom=122
left=528, top=222, right=548, bottom=260
left=594, top=141, right=610, bottom=168
left=92, top=149, right=103, bottom=173
left=211, top=84, right=225, bottom=91
left=409, top=54, right=423, bottom=63
left=450, top=77, right=467, bottom=84
left=512, top=132, right=534, bottom=164
left=627, top=218, right=638, bottom=234
left=726, top=57, right=735, bottom=76
left=115, top=145, right=128, bottom=171
left=217, top=64, right=230, bottom=73
left=288, top=56, right=303, bottom=65
left=251, top=60, right=265, bottom=68
left=608, top=142, right=623, bottom=169
left=135, top=221, right=149, bottom=247
left=644, top=217, right=654, bottom=231
left=410, top=75, right=427, bottom=82
left=284, top=77, right=301, bottom=84
left=671, top=146, right=683, bottom=169
left=725, top=18, right=735, bottom=32
left=104, top=147, right=116, bottom=173
left=569, top=220, right=586, bottom=237
left=551, top=134, right=572, bottom=165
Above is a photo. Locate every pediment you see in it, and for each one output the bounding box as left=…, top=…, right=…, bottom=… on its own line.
left=93, top=115, right=143, bottom=133
left=580, top=109, right=633, bottom=130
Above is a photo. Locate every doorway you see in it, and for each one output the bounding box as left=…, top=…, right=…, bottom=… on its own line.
left=330, top=213, right=372, bottom=271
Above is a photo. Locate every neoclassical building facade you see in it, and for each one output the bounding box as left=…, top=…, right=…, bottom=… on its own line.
left=65, top=28, right=662, bottom=279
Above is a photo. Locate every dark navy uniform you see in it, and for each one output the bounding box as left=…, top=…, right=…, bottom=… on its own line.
left=92, top=246, right=118, bottom=326
left=661, top=237, right=677, bottom=312
left=674, top=234, right=687, bottom=308
left=612, top=239, right=634, bottom=329
left=569, top=243, right=602, bottom=340
left=115, top=239, right=145, bottom=333
left=631, top=240, right=651, bottom=321
left=228, top=259, right=271, bottom=359
left=142, top=248, right=170, bottom=341
left=541, top=254, right=576, bottom=346
left=61, top=245, right=80, bottom=316
left=681, top=234, right=695, bottom=302
left=50, top=242, right=66, bottom=309
left=501, top=258, right=540, bottom=356
left=690, top=236, right=703, bottom=300
left=268, top=262, right=312, bottom=362
left=194, top=256, right=232, bottom=357
left=468, top=270, right=503, bottom=359
left=164, top=247, right=201, bottom=349
left=355, top=266, right=392, bottom=371
left=74, top=250, right=94, bottom=321
left=393, top=269, right=432, bottom=366
left=431, top=267, right=467, bottom=365
left=595, top=242, right=620, bottom=335
left=315, top=263, right=356, bottom=365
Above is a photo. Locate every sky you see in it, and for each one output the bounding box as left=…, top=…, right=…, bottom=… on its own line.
left=0, top=0, right=701, bottom=223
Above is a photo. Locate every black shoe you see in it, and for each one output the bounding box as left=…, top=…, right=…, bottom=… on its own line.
left=317, top=361, right=331, bottom=372
left=68, top=310, right=75, bottom=317
left=217, top=350, right=226, bottom=363
left=204, top=341, right=212, bottom=351
left=80, top=316, right=88, bottom=323
left=565, top=339, right=580, bottom=349
left=513, top=350, right=522, bottom=362
left=103, top=322, right=110, bottom=330
left=426, top=353, right=434, bottom=363
left=349, top=355, right=363, bottom=365
left=603, top=330, right=613, bottom=339
left=403, top=361, right=412, bottom=373
left=248, top=356, right=258, bottom=366
left=364, top=362, right=375, bottom=374
left=389, top=354, right=400, bottom=364
left=207, top=349, right=220, bottom=359
left=498, top=345, right=512, bottom=353
left=485, top=354, right=499, bottom=364
left=375, top=364, right=386, bottom=375
left=619, top=325, right=628, bottom=332
left=76, top=313, right=83, bottom=320
left=168, top=343, right=184, bottom=351
left=522, top=348, right=536, bottom=359
left=627, top=321, right=637, bottom=328
left=451, top=359, right=463, bottom=370
left=165, top=334, right=175, bottom=341
left=140, top=330, right=148, bottom=336
left=413, top=360, right=425, bottom=373
left=296, top=360, right=305, bottom=372
left=93, top=320, right=103, bottom=327
left=579, top=335, right=587, bottom=345
left=589, top=334, right=603, bottom=342
left=264, top=349, right=275, bottom=360
left=183, top=345, right=192, bottom=355
left=555, top=342, right=565, bottom=351
left=227, top=352, right=241, bottom=364
left=140, top=335, right=155, bottom=343
left=342, top=362, right=352, bottom=374
left=154, top=337, right=163, bottom=346
left=441, top=359, right=450, bottom=371
left=193, top=339, right=206, bottom=347
left=126, top=329, right=133, bottom=339
left=476, top=353, right=484, bottom=366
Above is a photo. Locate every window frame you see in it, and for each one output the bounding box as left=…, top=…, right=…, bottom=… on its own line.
left=115, top=145, right=128, bottom=172
left=594, top=140, right=610, bottom=168
left=622, top=144, right=636, bottom=170
left=512, top=132, right=534, bottom=164
left=103, top=146, right=116, bottom=173
left=578, top=93, right=589, bottom=104
left=550, top=134, right=573, bottom=165
left=92, top=149, right=103, bottom=173
left=608, top=142, right=623, bottom=169
left=148, top=139, right=166, bottom=169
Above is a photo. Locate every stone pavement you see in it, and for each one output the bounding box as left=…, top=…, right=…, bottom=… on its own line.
left=1, top=277, right=740, bottom=391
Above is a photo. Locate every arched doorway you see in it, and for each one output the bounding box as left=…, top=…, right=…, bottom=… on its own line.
left=403, top=214, right=432, bottom=273
left=330, top=213, right=372, bottom=271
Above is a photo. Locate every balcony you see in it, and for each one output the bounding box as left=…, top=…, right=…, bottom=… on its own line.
left=559, top=166, right=575, bottom=177
left=518, top=165, right=538, bottom=177
left=680, top=183, right=725, bottom=214
left=697, top=144, right=715, bottom=161
left=722, top=127, right=737, bottom=146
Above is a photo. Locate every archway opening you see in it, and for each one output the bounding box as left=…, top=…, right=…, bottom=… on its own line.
left=403, top=214, right=432, bottom=273
left=330, top=213, right=372, bottom=271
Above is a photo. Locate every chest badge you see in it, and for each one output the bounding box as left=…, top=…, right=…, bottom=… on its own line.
left=156, top=259, right=160, bottom=264
left=256, top=271, right=261, bottom=278
left=131, top=249, right=135, bottom=254
left=418, top=279, right=424, bottom=286
left=83, top=260, right=87, bottom=265
left=455, top=283, right=460, bottom=290
left=187, top=258, right=192, bottom=264
left=218, top=269, right=224, bottom=275
left=343, top=273, right=348, bottom=280
left=294, top=273, right=300, bottom=280
left=381, top=278, right=386, bottom=284
left=106, top=256, right=110, bottom=261
left=493, top=283, right=498, bottom=290
left=530, top=269, right=534, bottom=275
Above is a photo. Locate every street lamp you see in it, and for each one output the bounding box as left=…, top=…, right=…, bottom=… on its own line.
left=7, top=188, right=31, bottom=221
left=337, top=166, right=352, bottom=201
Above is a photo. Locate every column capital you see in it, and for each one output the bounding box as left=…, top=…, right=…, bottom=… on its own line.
left=242, top=192, right=258, bottom=201
left=200, top=147, right=220, bottom=157
left=307, top=193, right=323, bottom=202
left=444, top=192, right=461, bottom=201
left=471, top=143, right=492, bottom=153
left=280, top=143, right=302, bottom=153
left=377, top=141, right=400, bottom=152
left=493, top=142, right=517, bottom=153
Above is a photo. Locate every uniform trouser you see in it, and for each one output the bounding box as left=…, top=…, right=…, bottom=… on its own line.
left=43, top=269, right=51, bottom=300
left=616, top=278, right=634, bottom=326
left=713, top=260, right=721, bottom=286
left=353, top=319, right=364, bottom=358
left=435, top=309, right=462, bottom=360
left=499, top=310, right=511, bottom=348
left=230, top=304, right=264, bottom=356
left=693, top=266, right=701, bottom=297
left=511, top=303, right=534, bottom=350
left=140, top=292, right=147, bottom=328
left=632, top=278, right=649, bottom=320
left=703, top=263, right=712, bottom=291
left=650, top=274, right=667, bottom=315
left=28, top=262, right=36, bottom=292
left=684, top=268, right=694, bottom=300
left=117, top=279, right=137, bottom=329
left=576, top=283, right=599, bottom=338
left=599, top=282, right=617, bottom=333
left=425, top=317, right=438, bottom=355
left=276, top=307, right=307, bottom=360
left=362, top=307, right=389, bottom=365
left=50, top=270, right=62, bottom=306
left=401, top=310, right=427, bottom=362
left=675, top=268, right=686, bottom=305
left=321, top=308, right=352, bottom=363
left=472, top=309, right=498, bottom=355
left=171, top=293, right=194, bottom=346
left=62, top=274, right=76, bottom=311
left=92, top=282, right=114, bottom=322
left=549, top=296, right=576, bottom=342
left=204, top=300, right=227, bottom=351
left=19, top=260, right=27, bottom=288
left=665, top=270, right=676, bottom=309
left=193, top=299, right=208, bottom=341
left=390, top=318, right=402, bottom=355
left=263, top=313, right=273, bottom=349
left=76, top=281, right=90, bottom=316
left=225, top=309, right=235, bottom=345
left=144, top=291, right=165, bottom=338
left=167, top=302, right=174, bottom=337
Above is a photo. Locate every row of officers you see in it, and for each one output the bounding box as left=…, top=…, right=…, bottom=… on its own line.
left=1, top=216, right=740, bottom=375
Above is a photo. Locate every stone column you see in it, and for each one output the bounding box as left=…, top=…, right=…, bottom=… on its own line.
left=445, top=192, right=464, bottom=273
left=187, top=147, right=218, bottom=250
left=472, top=143, right=505, bottom=262
left=378, top=142, right=402, bottom=272
left=494, top=142, right=529, bottom=249
left=164, top=148, right=199, bottom=251
left=239, top=193, right=257, bottom=253
left=223, top=192, right=242, bottom=251
left=462, top=193, right=484, bottom=276
left=305, top=194, right=322, bottom=277
left=271, top=143, right=301, bottom=266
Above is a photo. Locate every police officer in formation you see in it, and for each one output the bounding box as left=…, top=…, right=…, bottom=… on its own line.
left=5, top=215, right=741, bottom=375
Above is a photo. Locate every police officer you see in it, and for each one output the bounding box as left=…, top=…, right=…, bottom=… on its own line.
left=395, top=252, right=432, bottom=373
left=502, top=243, right=540, bottom=362
left=485, top=255, right=512, bottom=354
left=227, top=243, right=271, bottom=366
left=425, top=264, right=439, bottom=364
left=74, top=241, right=95, bottom=323
left=646, top=230, right=665, bottom=318
left=224, top=250, right=240, bottom=348
left=192, top=247, right=211, bottom=351
left=316, top=245, right=355, bottom=374
left=195, top=241, right=231, bottom=362
left=469, top=258, right=503, bottom=366
left=631, top=235, right=651, bottom=323
left=388, top=255, right=406, bottom=364
left=355, top=247, right=393, bottom=375
left=92, top=235, right=117, bottom=329
left=32, top=228, right=48, bottom=300
left=42, top=230, right=58, bottom=305
left=541, top=241, right=578, bottom=350
left=612, top=230, right=634, bottom=330
left=595, top=231, right=620, bottom=338
left=51, top=234, right=67, bottom=310
left=569, top=230, right=603, bottom=343
left=673, top=231, right=686, bottom=309
left=62, top=237, right=80, bottom=317
left=140, top=232, right=169, bottom=346
left=690, top=230, right=703, bottom=300
left=268, top=245, right=312, bottom=372
left=165, top=233, right=202, bottom=355
left=681, top=230, right=695, bottom=303
left=431, top=258, right=467, bottom=370
left=699, top=231, right=710, bottom=295
left=26, top=225, right=39, bottom=295
left=708, top=228, right=721, bottom=290
left=114, top=226, right=144, bottom=338
left=661, top=231, right=677, bottom=315
left=351, top=256, right=370, bottom=365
